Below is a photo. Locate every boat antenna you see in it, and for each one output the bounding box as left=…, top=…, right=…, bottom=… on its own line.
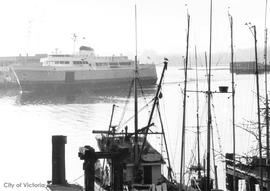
left=179, top=12, right=190, bottom=190
left=195, top=46, right=201, bottom=179
left=264, top=1, right=270, bottom=189
left=134, top=1, right=140, bottom=182
left=228, top=10, right=236, bottom=191
left=206, top=0, right=213, bottom=190
left=246, top=22, right=263, bottom=191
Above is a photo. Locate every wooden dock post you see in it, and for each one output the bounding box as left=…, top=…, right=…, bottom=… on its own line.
left=52, top=135, right=67, bottom=185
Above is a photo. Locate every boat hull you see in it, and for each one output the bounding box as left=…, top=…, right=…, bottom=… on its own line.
left=12, top=64, right=157, bottom=92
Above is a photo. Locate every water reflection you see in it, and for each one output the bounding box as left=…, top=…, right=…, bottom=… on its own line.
left=16, top=84, right=157, bottom=105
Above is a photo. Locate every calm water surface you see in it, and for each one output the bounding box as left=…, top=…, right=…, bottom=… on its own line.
left=0, top=65, right=264, bottom=190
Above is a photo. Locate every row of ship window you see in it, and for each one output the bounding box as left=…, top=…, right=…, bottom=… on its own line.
left=46, top=61, right=132, bottom=66
left=96, top=62, right=132, bottom=66
left=46, top=61, right=89, bottom=65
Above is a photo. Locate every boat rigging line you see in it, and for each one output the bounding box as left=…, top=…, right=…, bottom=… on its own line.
left=157, top=101, right=174, bottom=181
left=117, top=78, right=155, bottom=131
left=210, top=117, right=218, bottom=189
left=117, top=79, right=134, bottom=129
left=137, top=75, right=153, bottom=114
left=117, top=98, right=154, bottom=131
left=210, top=102, right=224, bottom=162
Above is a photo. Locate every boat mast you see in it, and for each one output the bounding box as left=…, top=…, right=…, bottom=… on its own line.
left=134, top=2, right=139, bottom=181
left=101, top=104, right=117, bottom=184
left=254, top=24, right=264, bottom=191
left=206, top=0, right=213, bottom=190
left=228, top=12, right=236, bottom=191
left=247, top=23, right=263, bottom=191
left=195, top=46, right=201, bottom=179
left=264, top=1, right=270, bottom=189
left=179, top=13, right=190, bottom=190
left=138, top=59, right=168, bottom=159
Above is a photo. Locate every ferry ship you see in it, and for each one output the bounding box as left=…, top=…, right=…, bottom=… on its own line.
left=12, top=46, right=157, bottom=91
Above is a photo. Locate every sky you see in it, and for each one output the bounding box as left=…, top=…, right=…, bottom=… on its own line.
left=0, top=0, right=268, bottom=57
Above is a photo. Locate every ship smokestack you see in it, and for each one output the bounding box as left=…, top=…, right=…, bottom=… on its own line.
left=79, top=46, right=94, bottom=57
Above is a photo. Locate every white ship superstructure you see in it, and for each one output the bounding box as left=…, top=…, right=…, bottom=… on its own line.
left=12, top=46, right=157, bottom=91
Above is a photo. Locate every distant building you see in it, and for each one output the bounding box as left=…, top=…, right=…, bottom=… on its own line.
left=230, top=61, right=267, bottom=74
left=0, top=54, right=47, bottom=67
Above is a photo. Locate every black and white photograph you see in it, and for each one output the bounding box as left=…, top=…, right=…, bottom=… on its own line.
left=0, top=0, right=269, bottom=191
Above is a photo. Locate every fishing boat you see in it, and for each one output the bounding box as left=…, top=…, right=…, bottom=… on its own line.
left=76, top=4, right=179, bottom=190
left=77, top=58, right=179, bottom=191
left=12, top=46, right=157, bottom=91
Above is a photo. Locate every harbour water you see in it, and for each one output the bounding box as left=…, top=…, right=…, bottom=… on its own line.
left=0, top=65, right=265, bottom=190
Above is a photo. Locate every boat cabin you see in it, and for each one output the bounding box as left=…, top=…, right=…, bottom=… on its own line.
left=124, top=154, right=164, bottom=185
left=40, top=55, right=94, bottom=67
left=40, top=46, right=134, bottom=69
left=95, top=135, right=166, bottom=189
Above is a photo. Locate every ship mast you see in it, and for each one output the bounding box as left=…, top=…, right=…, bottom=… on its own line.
left=264, top=1, right=270, bottom=189
left=179, top=12, right=190, bottom=190
left=228, top=12, right=236, bottom=191
left=138, top=60, right=168, bottom=159
left=254, top=24, right=264, bottom=191
left=195, top=46, right=201, bottom=179
left=134, top=2, right=139, bottom=181
left=206, top=0, right=213, bottom=190
left=246, top=23, right=263, bottom=191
